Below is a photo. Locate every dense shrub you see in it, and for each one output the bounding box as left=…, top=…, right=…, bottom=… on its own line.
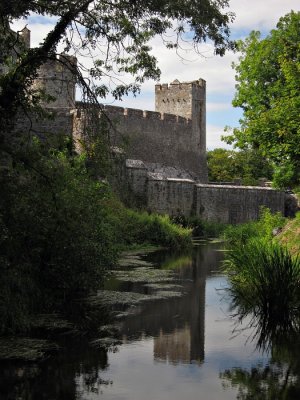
left=223, top=208, right=297, bottom=348
left=0, top=141, right=119, bottom=333
left=119, top=211, right=192, bottom=250
left=0, top=138, right=192, bottom=333
left=171, top=214, right=226, bottom=238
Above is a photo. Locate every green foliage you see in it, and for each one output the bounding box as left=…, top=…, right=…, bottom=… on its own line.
left=223, top=208, right=299, bottom=353
left=207, top=148, right=273, bottom=184
left=224, top=239, right=300, bottom=348
left=223, top=207, right=286, bottom=246
left=0, top=138, right=120, bottom=334
left=256, top=208, right=286, bottom=239
left=223, top=221, right=259, bottom=246
left=0, top=135, right=192, bottom=334
left=0, top=0, right=235, bottom=124
left=223, top=11, right=300, bottom=187
left=278, top=211, right=300, bottom=256
left=88, top=193, right=193, bottom=251
left=172, top=214, right=226, bottom=238
left=224, top=239, right=300, bottom=311
left=118, top=210, right=192, bottom=250
left=272, top=162, right=298, bottom=189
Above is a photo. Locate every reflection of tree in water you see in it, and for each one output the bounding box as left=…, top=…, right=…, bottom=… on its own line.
left=221, top=341, right=300, bottom=400
left=221, top=275, right=300, bottom=399
left=0, top=337, right=110, bottom=400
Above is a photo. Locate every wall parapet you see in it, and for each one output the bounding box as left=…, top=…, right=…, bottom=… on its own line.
left=124, top=163, right=285, bottom=223
left=74, top=102, right=192, bottom=125
left=195, top=184, right=281, bottom=191
left=155, top=79, right=206, bottom=91
left=105, top=104, right=191, bottom=124
left=167, top=178, right=195, bottom=183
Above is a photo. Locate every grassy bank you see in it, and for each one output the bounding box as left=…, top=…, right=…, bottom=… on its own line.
left=223, top=207, right=300, bottom=348
left=223, top=207, right=287, bottom=246
left=224, top=238, right=300, bottom=320
left=171, top=214, right=226, bottom=238
left=114, top=207, right=192, bottom=251
left=277, top=212, right=300, bottom=256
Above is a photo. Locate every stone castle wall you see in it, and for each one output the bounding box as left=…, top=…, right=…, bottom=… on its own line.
left=195, top=184, right=285, bottom=223
left=73, top=102, right=207, bottom=181
left=6, top=27, right=288, bottom=224
left=124, top=163, right=286, bottom=223
left=14, top=108, right=74, bottom=138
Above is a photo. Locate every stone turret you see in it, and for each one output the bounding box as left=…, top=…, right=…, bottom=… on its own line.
left=0, top=26, right=31, bottom=76
left=155, top=79, right=207, bottom=182
left=20, top=27, right=31, bottom=49
left=32, top=54, right=77, bottom=108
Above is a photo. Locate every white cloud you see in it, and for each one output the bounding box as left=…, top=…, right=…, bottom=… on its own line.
left=12, top=20, right=54, bottom=48
left=207, top=102, right=231, bottom=112
left=229, top=0, right=299, bottom=32
left=207, top=124, right=233, bottom=150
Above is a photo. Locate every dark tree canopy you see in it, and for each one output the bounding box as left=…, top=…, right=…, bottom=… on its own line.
left=223, top=11, right=300, bottom=187
left=0, top=0, right=235, bottom=121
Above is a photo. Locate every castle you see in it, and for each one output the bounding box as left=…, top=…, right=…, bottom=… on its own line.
left=11, top=27, right=287, bottom=223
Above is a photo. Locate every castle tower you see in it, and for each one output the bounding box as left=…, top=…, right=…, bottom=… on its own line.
left=20, top=27, right=31, bottom=49
left=0, top=26, right=31, bottom=76
left=32, top=54, right=77, bottom=109
left=155, top=79, right=207, bottom=182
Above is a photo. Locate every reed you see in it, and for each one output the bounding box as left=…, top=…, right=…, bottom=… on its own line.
left=224, top=239, right=300, bottom=348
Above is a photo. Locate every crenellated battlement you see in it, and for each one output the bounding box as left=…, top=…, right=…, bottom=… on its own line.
left=4, top=26, right=207, bottom=180
left=155, top=78, right=206, bottom=123
left=155, top=78, right=206, bottom=92
left=75, top=102, right=192, bottom=125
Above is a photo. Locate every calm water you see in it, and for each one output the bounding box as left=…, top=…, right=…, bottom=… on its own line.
left=1, top=242, right=300, bottom=399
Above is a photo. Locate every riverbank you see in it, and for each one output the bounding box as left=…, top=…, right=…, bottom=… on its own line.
left=277, top=212, right=300, bottom=255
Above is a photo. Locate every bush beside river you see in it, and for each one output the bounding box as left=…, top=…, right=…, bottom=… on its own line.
left=0, top=140, right=192, bottom=336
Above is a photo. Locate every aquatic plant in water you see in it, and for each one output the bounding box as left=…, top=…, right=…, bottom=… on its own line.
left=224, top=238, right=300, bottom=350
left=0, top=338, right=58, bottom=361
left=113, top=266, right=175, bottom=283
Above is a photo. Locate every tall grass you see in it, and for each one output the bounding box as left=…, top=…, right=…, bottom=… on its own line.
left=224, top=239, right=300, bottom=349
left=118, top=210, right=192, bottom=250
left=277, top=211, right=300, bottom=256
left=223, top=207, right=286, bottom=246
left=171, top=214, right=226, bottom=238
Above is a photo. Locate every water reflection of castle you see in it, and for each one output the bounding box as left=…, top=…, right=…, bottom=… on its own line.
left=121, top=245, right=224, bottom=366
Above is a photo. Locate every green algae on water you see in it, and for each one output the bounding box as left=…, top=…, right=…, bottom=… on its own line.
left=0, top=338, right=58, bottom=361
left=114, top=267, right=174, bottom=283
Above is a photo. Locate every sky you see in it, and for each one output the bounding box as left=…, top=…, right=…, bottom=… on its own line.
left=12, top=1, right=299, bottom=149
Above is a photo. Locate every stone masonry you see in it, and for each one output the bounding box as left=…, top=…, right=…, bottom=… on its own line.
left=74, top=78, right=208, bottom=182
left=6, top=27, right=287, bottom=223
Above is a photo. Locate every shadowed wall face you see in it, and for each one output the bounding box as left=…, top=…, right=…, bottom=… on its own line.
left=123, top=166, right=285, bottom=223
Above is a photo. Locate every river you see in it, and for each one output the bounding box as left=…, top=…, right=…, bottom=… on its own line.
left=1, top=241, right=300, bottom=399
